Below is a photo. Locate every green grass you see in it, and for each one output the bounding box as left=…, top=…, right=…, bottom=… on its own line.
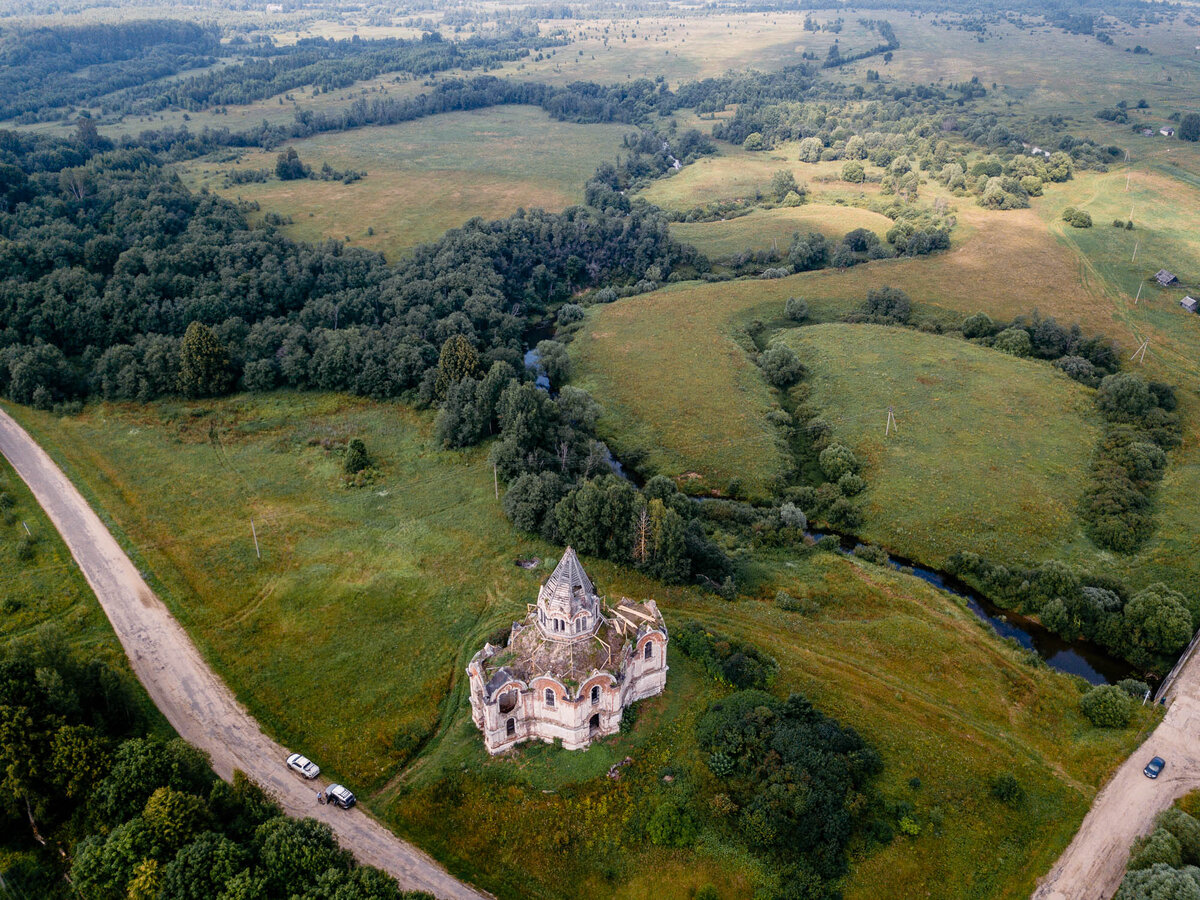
left=177, top=106, right=632, bottom=258
left=4, top=392, right=1154, bottom=900
left=671, top=204, right=893, bottom=261
left=780, top=323, right=1101, bottom=567
left=0, top=452, right=168, bottom=730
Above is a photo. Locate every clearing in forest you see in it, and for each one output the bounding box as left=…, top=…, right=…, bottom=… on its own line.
left=780, top=323, right=1100, bottom=566
left=671, top=205, right=892, bottom=262
left=178, top=106, right=631, bottom=258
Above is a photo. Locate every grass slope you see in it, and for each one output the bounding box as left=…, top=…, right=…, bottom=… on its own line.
left=781, top=323, right=1100, bottom=566
left=178, top=106, right=631, bottom=258
left=4, top=393, right=1151, bottom=900
left=671, top=205, right=893, bottom=261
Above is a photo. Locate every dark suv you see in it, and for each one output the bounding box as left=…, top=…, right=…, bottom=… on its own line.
left=1144, top=756, right=1166, bottom=779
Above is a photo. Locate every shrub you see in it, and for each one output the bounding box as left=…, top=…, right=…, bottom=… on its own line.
left=1128, top=827, right=1183, bottom=871
left=557, top=303, right=585, bottom=325
left=961, top=312, right=995, bottom=339
left=993, top=327, right=1032, bottom=357
left=838, top=473, right=866, bottom=496
left=779, top=502, right=807, bottom=530
left=343, top=439, right=370, bottom=475
left=854, top=544, right=888, bottom=565
left=1069, top=209, right=1093, bottom=228
left=760, top=345, right=804, bottom=387
left=861, top=286, right=912, bottom=323
left=1114, top=863, right=1200, bottom=900
left=819, top=444, right=861, bottom=481
left=1117, top=678, right=1152, bottom=700
left=989, top=773, right=1025, bottom=805
left=785, top=297, right=810, bottom=322
left=1079, top=684, right=1133, bottom=728
left=776, top=590, right=818, bottom=613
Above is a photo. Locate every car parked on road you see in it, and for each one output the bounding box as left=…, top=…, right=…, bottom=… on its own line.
left=326, top=783, right=356, bottom=809
left=1144, top=756, right=1166, bottom=779
left=287, top=753, right=320, bottom=779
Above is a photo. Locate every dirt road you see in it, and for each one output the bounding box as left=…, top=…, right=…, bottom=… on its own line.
left=0, top=408, right=488, bottom=900
left=1034, top=663, right=1200, bottom=899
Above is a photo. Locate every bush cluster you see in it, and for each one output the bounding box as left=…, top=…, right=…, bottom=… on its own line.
left=696, top=690, right=882, bottom=897
left=672, top=622, right=778, bottom=689
left=1115, top=806, right=1200, bottom=899
left=950, top=552, right=1198, bottom=672
left=959, top=311, right=1120, bottom=385
left=1082, top=373, right=1180, bottom=552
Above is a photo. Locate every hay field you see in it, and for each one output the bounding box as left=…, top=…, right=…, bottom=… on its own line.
left=178, top=106, right=631, bottom=257
left=672, top=205, right=894, bottom=260
left=782, top=324, right=1101, bottom=566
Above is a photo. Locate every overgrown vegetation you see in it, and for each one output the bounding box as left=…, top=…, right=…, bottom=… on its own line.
left=0, top=637, right=427, bottom=900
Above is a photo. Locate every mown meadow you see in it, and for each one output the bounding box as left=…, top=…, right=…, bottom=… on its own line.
left=179, top=106, right=632, bottom=258
left=779, top=323, right=1101, bottom=567
left=3, top=394, right=1155, bottom=900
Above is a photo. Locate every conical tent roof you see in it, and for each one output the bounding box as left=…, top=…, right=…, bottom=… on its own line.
left=539, top=547, right=597, bottom=617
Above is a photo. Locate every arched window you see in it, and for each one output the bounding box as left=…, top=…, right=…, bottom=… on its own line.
left=544, top=688, right=555, bottom=707
left=506, top=717, right=515, bottom=736
left=644, top=641, right=654, bottom=660
left=590, top=685, right=600, bottom=705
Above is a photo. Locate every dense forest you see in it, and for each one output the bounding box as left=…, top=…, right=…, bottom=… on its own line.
left=0, top=20, right=220, bottom=121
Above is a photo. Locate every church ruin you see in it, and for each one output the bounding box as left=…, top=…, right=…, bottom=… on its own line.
left=466, top=548, right=668, bottom=753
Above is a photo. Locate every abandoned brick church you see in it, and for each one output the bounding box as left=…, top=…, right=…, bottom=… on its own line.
left=466, top=548, right=668, bottom=753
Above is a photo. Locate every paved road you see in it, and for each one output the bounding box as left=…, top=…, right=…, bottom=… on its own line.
left=1034, top=659, right=1200, bottom=899
left=0, top=408, right=488, bottom=900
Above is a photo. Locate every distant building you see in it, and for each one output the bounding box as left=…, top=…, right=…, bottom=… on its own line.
left=1142, top=128, right=1156, bottom=137
left=466, top=548, right=668, bottom=754
left=1161, top=127, right=1176, bottom=137
left=1182, top=296, right=1198, bottom=313
left=1157, top=269, right=1180, bottom=286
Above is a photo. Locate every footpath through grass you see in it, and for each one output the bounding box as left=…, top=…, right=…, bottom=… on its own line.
left=781, top=323, right=1101, bottom=567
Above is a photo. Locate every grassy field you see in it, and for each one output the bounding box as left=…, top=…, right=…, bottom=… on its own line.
left=780, top=324, right=1100, bottom=567
left=671, top=205, right=893, bottom=261
left=177, top=106, right=631, bottom=257
left=3, top=393, right=1153, bottom=900
left=0, top=453, right=169, bottom=732
left=572, top=190, right=1102, bottom=498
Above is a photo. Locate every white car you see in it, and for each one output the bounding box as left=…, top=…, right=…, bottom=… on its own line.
left=326, top=783, right=356, bottom=809
left=287, top=753, right=320, bottom=779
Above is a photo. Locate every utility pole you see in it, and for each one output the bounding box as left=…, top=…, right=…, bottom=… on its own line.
left=250, top=519, right=260, bottom=560
left=1135, top=282, right=1143, bottom=304
left=885, top=406, right=898, bottom=436
left=1131, top=339, right=1149, bottom=364
left=1132, top=240, right=1138, bottom=263
left=493, top=463, right=499, bottom=499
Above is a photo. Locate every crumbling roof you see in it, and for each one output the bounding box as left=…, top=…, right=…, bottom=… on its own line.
left=1157, top=269, right=1179, bottom=286
left=476, top=597, right=666, bottom=698
left=539, top=546, right=598, bottom=617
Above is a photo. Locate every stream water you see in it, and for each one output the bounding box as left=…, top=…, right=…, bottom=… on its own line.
left=807, top=531, right=1133, bottom=686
